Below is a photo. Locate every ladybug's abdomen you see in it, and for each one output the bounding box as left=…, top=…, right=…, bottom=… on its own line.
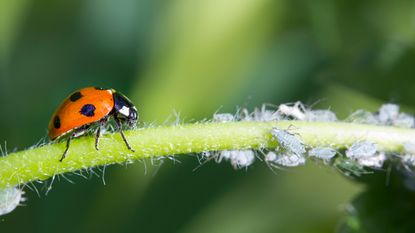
left=48, top=87, right=114, bottom=140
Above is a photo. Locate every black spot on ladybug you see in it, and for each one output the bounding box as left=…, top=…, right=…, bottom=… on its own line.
left=80, top=104, right=96, bottom=117
left=70, top=91, right=83, bottom=102
left=94, top=87, right=106, bottom=90
left=53, top=116, right=61, bottom=129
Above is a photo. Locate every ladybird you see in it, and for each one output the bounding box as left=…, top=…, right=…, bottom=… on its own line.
left=48, top=87, right=138, bottom=161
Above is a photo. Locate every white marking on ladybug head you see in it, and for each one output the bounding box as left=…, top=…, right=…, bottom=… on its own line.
left=119, top=106, right=130, bottom=117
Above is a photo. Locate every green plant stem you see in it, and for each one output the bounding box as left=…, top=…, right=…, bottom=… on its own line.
left=0, top=121, right=414, bottom=189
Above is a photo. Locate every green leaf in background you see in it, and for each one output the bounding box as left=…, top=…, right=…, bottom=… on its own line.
left=0, top=0, right=29, bottom=64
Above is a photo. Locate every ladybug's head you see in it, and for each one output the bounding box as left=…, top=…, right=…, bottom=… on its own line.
left=126, top=106, right=138, bottom=128
left=113, top=92, right=138, bottom=128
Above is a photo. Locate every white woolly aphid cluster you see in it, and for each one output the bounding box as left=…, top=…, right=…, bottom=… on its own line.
left=346, top=103, right=414, bottom=128
left=210, top=103, right=342, bottom=169
left=209, top=103, right=337, bottom=169
left=205, top=103, right=415, bottom=182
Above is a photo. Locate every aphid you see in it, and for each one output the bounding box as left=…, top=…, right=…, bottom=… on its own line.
left=392, top=113, right=415, bottom=128
left=308, top=147, right=337, bottom=161
left=357, top=152, right=386, bottom=169
left=265, top=151, right=306, bottom=167
left=217, top=150, right=234, bottom=163
left=252, top=104, right=281, bottom=122
left=345, top=109, right=379, bottom=125
left=215, top=150, right=255, bottom=168
left=229, top=150, right=255, bottom=169
left=0, top=187, right=24, bottom=216
left=277, top=102, right=306, bottom=120
left=305, top=110, right=337, bottom=122
left=345, top=141, right=377, bottom=159
left=265, top=151, right=278, bottom=163
left=277, top=102, right=336, bottom=122
left=213, top=113, right=235, bottom=122
left=48, top=87, right=138, bottom=161
left=271, top=127, right=306, bottom=155
left=377, top=103, right=399, bottom=124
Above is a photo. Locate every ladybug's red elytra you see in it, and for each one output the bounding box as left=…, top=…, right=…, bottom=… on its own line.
left=48, top=87, right=138, bottom=161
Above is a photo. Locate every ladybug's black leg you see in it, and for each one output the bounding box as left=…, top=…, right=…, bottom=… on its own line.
left=95, top=126, right=101, bottom=151
left=114, top=116, right=135, bottom=152
left=95, top=119, right=107, bottom=151
left=60, top=133, right=74, bottom=162
left=59, top=126, right=89, bottom=162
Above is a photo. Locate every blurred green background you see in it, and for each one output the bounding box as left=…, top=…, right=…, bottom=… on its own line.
left=1, top=0, right=415, bottom=232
